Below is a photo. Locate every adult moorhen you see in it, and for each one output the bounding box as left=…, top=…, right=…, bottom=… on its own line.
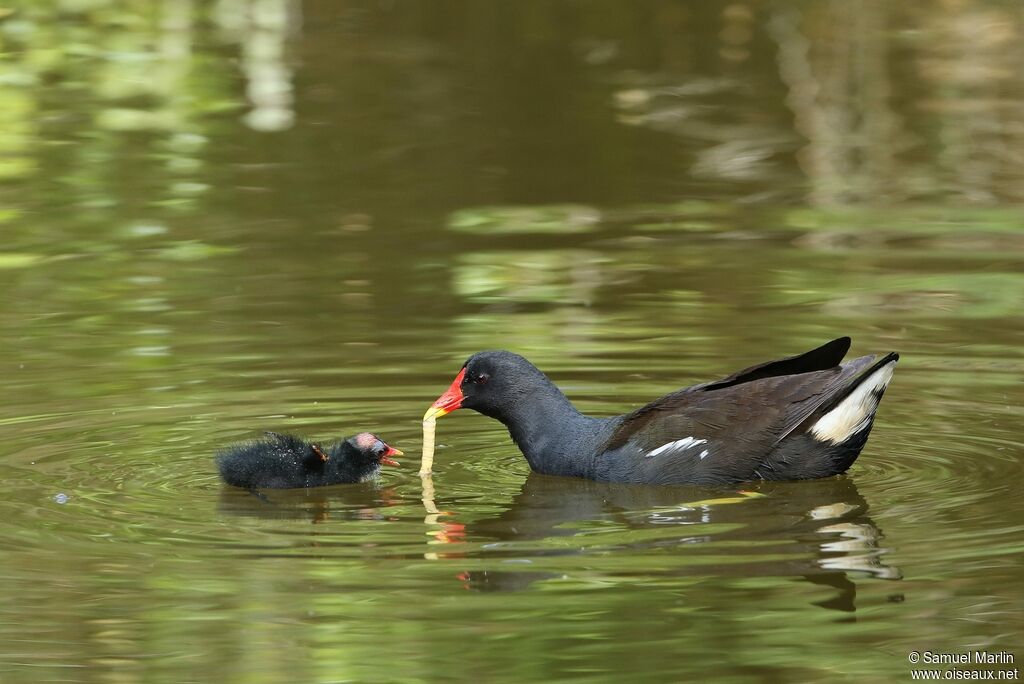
left=216, top=431, right=402, bottom=489
left=423, top=337, right=897, bottom=485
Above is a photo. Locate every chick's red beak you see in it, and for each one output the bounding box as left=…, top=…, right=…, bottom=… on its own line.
left=379, top=444, right=402, bottom=467
left=423, top=368, right=466, bottom=421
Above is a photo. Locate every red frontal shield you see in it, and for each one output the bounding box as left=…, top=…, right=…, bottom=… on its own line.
left=424, top=368, right=466, bottom=420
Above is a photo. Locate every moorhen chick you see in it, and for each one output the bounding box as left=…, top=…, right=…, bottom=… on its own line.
left=216, top=431, right=402, bottom=489
left=423, top=337, right=897, bottom=485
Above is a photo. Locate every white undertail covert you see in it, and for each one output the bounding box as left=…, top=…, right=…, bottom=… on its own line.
left=809, top=360, right=896, bottom=445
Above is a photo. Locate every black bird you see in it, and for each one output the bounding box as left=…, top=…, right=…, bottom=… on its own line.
left=423, top=337, right=897, bottom=485
left=216, top=431, right=402, bottom=489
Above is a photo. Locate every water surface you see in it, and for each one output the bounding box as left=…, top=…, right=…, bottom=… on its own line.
left=0, top=2, right=1022, bottom=682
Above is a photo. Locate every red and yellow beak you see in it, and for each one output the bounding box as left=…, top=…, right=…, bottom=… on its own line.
left=379, top=444, right=403, bottom=467
left=424, top=367, right=466, bottom=421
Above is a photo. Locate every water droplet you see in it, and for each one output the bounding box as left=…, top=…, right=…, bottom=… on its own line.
left=53, top=493, right=69, bottom=504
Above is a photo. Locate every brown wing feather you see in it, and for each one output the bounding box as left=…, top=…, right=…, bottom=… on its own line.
left=611, top=372, right=834, bottom=452
left=603, top=338, right=852, bottom=452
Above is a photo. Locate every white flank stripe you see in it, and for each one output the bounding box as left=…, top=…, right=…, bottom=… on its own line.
left=699, top=449, right=710, bottom=460
left=810, top=361, right=896, bottom=445
left=646, top=436, right=707, bottom=458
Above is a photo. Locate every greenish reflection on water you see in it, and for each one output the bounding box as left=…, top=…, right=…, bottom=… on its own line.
left=0, top=2, right=1022, bottom=682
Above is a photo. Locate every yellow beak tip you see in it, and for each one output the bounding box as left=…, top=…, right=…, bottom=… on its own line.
left=423, top=406, right=449, bottom=421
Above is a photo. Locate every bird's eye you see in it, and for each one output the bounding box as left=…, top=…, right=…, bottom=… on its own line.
left=475, top=373, right=490, bottom=385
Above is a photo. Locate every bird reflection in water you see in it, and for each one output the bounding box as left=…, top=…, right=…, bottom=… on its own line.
left=217, top=483, right=398, bottom=525
left=455, top=473, right=901, bottom=614
left=215, top=479, right=466, bottom=547
left=215, top=472, right=899, bottom=613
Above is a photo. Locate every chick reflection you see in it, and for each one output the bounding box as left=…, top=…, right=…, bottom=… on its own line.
left=457, top=473, right=900, bottom=612
left=217, top=483, right=397, bottom=524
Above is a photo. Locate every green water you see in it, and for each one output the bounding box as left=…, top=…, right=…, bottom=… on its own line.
left=1, top=2, right=1022, bottom=682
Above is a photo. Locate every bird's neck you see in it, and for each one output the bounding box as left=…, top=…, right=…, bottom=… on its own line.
left=494, top=380, right=611, bottom=478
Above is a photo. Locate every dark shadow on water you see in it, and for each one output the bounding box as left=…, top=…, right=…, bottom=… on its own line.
left=457, top=473, right=901, bottom=614
left=216, top=483, right=398, bottom=524
left=213, top=472, right=901, bottom=614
